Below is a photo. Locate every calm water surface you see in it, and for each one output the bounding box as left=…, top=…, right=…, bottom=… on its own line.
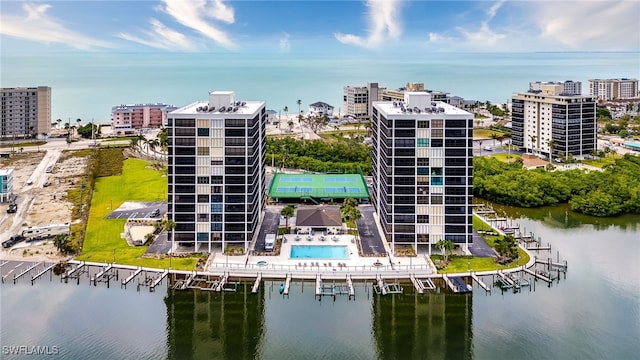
left=1, top=205, right=639, bottom=359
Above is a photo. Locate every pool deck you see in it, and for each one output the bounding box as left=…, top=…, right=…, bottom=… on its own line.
left=208, top=232, right=435, bottom=276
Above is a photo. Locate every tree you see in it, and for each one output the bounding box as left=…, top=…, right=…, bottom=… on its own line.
left=53, top=233, right=74, bottom=255
left=283, top=106, right=289, bottom=119
left=490, top=132, right=501, bottom=148
left=494, top=234, right=518, bottom=260
left=341, top=204, right=361, bottom=224
left=436, top=239, right=455, bottom=263
left=281, top=205, right=295, bottom=229
left=619, top=129, right=630, bottom=138
left=342, top=197, right=359, bottom=209
left=300, top=113, right=330, bottom=134
left=547, top=139, right=556, bottom=165
left=296, top=99, right=302, bottom=117
left=144, top=233, right=155, bottom=245
left=56, top=118, right=62, bottom=129
left=528, top=135, right=537, bottom=154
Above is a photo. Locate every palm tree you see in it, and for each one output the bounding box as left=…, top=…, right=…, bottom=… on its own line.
left=436, top=239, right=455, bottom=263
left=281, top=205, right=295, bottom=230
left=547, top=139, right=556, bottom=165
left=283, top=106, right=289, bottom=119
left=490, top=132, right=501, bottom=149
left=56, top=118, right=62, bottom=129
left=528, top=135, right=537, bottom=154
left=296, top=99, right=302, bottom=117
left=76, top=118, right=82, bottom=129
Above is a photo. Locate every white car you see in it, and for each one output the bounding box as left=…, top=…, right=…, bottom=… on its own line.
left=483, top=146, right=493, bottom=151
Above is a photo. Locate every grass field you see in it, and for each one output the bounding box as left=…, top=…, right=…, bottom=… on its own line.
left=76, top=158, right=197, bottom=270
left=473, top=129, right=505, bottom=139
left=489, top=153, right=521, bottom=163
left=432, top=215, right=530, bottom=273
left=582, top=155, right=619, bottom=168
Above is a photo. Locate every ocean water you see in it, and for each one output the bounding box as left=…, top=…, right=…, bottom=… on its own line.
left=1, top=51, right=638, bottom=123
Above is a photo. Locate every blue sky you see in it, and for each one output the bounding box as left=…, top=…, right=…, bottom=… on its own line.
left=2, top=0, right=639, bottom=55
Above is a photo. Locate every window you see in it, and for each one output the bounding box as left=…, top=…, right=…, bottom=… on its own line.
left=417, top=138, right=430, bottom=147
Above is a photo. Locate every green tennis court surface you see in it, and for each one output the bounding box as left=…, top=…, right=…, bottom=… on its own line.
left=269, top=173, right=369, bottom=199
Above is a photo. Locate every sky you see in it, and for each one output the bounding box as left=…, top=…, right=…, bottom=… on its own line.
left=2, top=0, right=640, bottom=55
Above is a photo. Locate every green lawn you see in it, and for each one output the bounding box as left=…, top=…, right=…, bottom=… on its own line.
left=431, top=215, right=530, bottom=273
left=76, top=158, right=196, bottom=270
left=489, top=153, right=521, bottom=163
left=582, top=155, right=619, bottom=168
left=473, top=129, right=505, bottom=139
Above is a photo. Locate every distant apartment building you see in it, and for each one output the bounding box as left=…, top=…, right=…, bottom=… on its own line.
left=512, top=85, right=596, bottom=160
left=307, top=102, right=334, bottom=117
left=0, top=168, right=14, bottom=202
left=168, top=91, right=266, bottom=252
left=530, top=80, right=581, bottom=95
left=371, top=92, right=473, bottom=254
left=1, top=86, right=51, bottom=139
left=343, top=83, right=383, bottom=120
left=111, top=103, right=177, bottom=133
left=589, top=78, right=639, bottom=101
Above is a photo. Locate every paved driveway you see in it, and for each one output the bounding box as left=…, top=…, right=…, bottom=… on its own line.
left=254, top=208, right=280, bottom=252
left=106, top=201, right=167, bottom=219
left=356, top=205, right=387, bottom=255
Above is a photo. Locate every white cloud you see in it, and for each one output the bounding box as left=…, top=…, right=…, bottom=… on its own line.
left=427, top=0, right=640, bottom=52
left=118, top=19, right=198, bottom=51
left=279, top=33, right=291, bottom=52
left=533, top=1, right=640, bottom=50
left=0, top=3, right=112, bottom=49
left=160, top=0, right=236, bottom=49
left=335, top=0, right=403, bottom=48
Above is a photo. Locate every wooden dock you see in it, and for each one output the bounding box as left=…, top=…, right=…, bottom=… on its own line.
left=122, top=268, right=143, bottom=287
left=410, top=274, right=424, bottom=294
left=523, top=268, right=552, bottom=284
left=497, top=272, right=518, bottom=290
left=471, top=273, right=491, bottom=293
left=281, top=273, right=291, bottom=295
left=150, top=270, right=169, bottom=292
left=31, top=263, right=57, bottom=285
left=13, top=262, right=41, bottom=284
left=251, top=273, right=262, bottom=294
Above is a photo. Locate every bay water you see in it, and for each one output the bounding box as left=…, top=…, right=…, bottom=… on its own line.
left=1, top=204, right=639, bottom=359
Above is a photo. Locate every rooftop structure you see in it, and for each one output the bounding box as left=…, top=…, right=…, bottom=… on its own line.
left=168, top=91, right=266, bottom=253
left=308, top=102, right=334, bottom=117
left=371, top=92, right=474, bottom=253
left=529, top=81, right=582, bottom=95
left=1, top=86, right=51, bottom=139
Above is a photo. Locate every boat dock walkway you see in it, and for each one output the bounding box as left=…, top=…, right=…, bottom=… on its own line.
left=31, top=263, right=57, bottom=285
left=251, top=273, right=262, bottom=294
left=471, top=273, right=491, bottom=293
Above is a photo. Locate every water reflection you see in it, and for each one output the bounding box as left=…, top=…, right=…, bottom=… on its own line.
left=165, top=286, right=264, bottom=360
left=475, top=199, right=640, bottom=231
left=373, top=292, right=472, bottom=360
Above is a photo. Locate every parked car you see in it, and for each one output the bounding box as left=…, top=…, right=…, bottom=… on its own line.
left=151, top=208, right=160, bottom=217
left=483, top=146, right=493, bottom=151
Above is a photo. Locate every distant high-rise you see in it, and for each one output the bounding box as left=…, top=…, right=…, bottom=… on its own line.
left=512, top=86, right=596, bottom=159
left=343, top=83, right=383, bottom=120
left=588, top=78, right=639, bottom=101
left=167, top=91, right=266, bottom=252
left=1, top=86, right=51, bottom=139
left=111, top=103, right=176, bottom=132
left=529, top=81, right=581, bottom=95
left=371, top=92, right=473, bottom=254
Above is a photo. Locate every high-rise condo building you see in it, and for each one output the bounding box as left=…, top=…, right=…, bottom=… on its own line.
left=371, top=92, right=473, bottom=254
left=167, top=91, right=266, bottom=252
left=343, top=83, right=383, bottom=120
left=529, top=81, right=581, bottom=95
left=111, top=103, right=177, bottom=133
left=588, top=78, right=639, bottom=101
left=512, top=85, right=596, bottom=159
left=1, top=86, right=51, bottom=139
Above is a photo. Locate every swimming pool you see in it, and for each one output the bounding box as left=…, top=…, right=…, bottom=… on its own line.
left=290, top=245, right=349, bottom=259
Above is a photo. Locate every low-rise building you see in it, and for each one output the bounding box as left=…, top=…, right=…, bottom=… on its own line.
left=111, top=103, right=176, bottom=133
left=308, top=102, right=334, bottom=117
left=0, top=168, right=15, bottom=202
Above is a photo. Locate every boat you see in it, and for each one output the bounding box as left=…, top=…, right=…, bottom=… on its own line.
left=279, top=283, right=285, bottom=294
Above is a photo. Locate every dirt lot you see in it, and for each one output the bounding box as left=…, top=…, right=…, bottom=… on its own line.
left=0, top=150, right=90, bottom=262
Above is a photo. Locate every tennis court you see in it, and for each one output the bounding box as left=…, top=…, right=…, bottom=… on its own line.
left=269, top=173, right=369, bottom=199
